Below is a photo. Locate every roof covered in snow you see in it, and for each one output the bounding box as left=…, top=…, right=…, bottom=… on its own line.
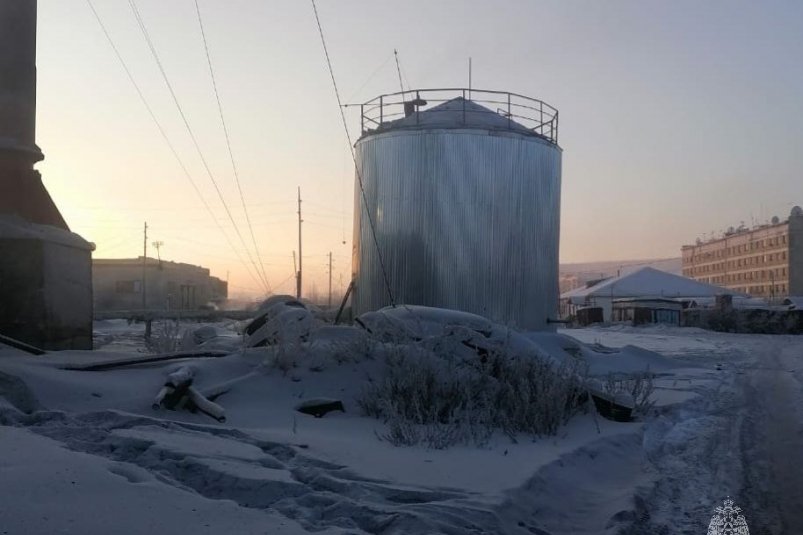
left=560, top=266, right=747, bottom=302
left=378, top=97, right=542, bottom=138
left=0, top=215, right=93, bottom=250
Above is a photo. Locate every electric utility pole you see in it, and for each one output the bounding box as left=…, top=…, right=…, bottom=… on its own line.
left=328, top=251, right=333, bottom=308
left=297, top=187, right=303, bottom=299
left=142, top=221, right=148, bottom=310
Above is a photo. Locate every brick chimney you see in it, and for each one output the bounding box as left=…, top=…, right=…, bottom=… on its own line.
left=0, top=0, right=68, bottom=229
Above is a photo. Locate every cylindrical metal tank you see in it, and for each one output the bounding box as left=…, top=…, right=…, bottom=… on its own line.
left=352, top=90, right=562, bottom=330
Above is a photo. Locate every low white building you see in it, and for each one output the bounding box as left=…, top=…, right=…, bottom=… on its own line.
left=561, top=266, right=746, bottom=323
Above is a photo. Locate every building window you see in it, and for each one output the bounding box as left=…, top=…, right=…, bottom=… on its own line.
left=116, top=280, right=141, bottom=294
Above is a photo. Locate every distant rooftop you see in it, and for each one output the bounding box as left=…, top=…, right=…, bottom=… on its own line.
left=94, top=257, right=209, bottom=271
left=683, top=205, right=803, bottom=249
left=561, top=266, right=746, bottom=301
left=358, top=88, right=559, bottom=144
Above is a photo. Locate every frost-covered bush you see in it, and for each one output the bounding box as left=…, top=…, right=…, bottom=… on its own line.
left=145, top=320, right=181, bottom=354
left=324, top=329, right=373, bottom=364
left=359, top=338, right=586, bottom=448
left=265, top=325, right=374, bottom=374
left=267, top=327, right=304, bottom=375
left=603, top=370, right=656, bottom=416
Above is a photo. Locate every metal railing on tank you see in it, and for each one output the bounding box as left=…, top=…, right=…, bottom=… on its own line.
left=359, top=88, right=559, bottom=144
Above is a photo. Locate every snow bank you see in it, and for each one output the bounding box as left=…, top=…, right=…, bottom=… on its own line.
left=0, top=311, right=731, bottom=533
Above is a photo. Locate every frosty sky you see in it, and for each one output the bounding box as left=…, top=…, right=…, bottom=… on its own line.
left=35, top=0, right=803, bottom=297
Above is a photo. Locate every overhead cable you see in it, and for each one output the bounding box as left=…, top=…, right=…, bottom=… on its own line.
left=310, top=0, right=396, bottom=307
left=85, top=0, right=266, bottom=293
left=193, top=0, right=272, bottom=293
left=128, top=0, right=271, bottom=293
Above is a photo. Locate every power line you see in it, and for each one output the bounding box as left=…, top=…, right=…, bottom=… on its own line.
left=85, top=0, right=266, bottom=293
left=127, top=0, right=270, bottom=293
left=345, top=51, right=395, bottom=102
left=193, top=0, right=271, bottom=293
left=272, top=272, right=298, bottom=294
left=310, top=0, right=396, bottom=307
left=128, top=0, right=268, bottom=294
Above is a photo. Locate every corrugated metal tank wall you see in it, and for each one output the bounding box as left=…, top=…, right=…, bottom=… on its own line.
left=352, top=128, right=562, bottom=330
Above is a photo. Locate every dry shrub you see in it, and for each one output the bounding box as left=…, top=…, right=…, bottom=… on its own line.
left=359, top=340, right=586, bottom=448
left=603, top=369, right=656, bottom=416
left=145, top=320, right=181, bottom=354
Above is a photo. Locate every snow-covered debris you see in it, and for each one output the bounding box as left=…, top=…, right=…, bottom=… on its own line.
left=295, top=398, right=345, bottom=418
left=256, top=294, right=325, bottom=319
left=355, top=305, right=560, bottom=365
left=245, top=297, right=315, bottom=348
left=356, top=305, right=495, bottom=341
left=152, top=365, right=226, bottom=422
left=255, top=294, right=301, bottom=312
left=181, top=325, right=222, bottom=349
left=180, top=324, right=240, bottom=351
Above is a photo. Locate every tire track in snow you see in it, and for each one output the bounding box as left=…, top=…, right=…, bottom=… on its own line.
left=738, top=338, right=803, bottom=534
left=613, top=363, right=747, bottom=533
left=619, top=335, right=803, bottom=534
left=1, top=408, right=500, bottom=534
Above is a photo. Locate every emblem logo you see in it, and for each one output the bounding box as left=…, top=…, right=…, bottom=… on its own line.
left=707, top=498, right=750, bottom=535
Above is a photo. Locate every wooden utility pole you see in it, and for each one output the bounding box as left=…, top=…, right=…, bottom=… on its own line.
left=293, top=250, right=297, bottom=290
left=297, top=187, right=303, bottom=299
left=142, top=221, right=148, bottom=310
left=328, top=251, right=333, bottom=308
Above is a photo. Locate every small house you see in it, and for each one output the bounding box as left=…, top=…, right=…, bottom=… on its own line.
left=612, top=298, right=682, bottom=326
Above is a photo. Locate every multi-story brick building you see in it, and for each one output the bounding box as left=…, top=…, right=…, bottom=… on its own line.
left=681, top=206, right=803, bottom=300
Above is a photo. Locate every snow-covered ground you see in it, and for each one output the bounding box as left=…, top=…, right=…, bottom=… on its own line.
left=1, top=320, right=800, bottom=534
left=567, top=325, right=803, bottom=534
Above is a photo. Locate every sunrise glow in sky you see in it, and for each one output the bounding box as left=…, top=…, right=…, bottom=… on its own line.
left=34, top=0, right=803, bottom=298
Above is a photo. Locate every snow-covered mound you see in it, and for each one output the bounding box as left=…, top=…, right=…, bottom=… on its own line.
left=244, top=297, right=317, bottom=348
left=0, top=308, right=724, bottom=534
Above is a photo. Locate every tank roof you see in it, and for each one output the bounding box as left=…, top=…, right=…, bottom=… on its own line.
left=359, top=88, right=559, bottom=144
left=381, top=97, right=535, bottom=135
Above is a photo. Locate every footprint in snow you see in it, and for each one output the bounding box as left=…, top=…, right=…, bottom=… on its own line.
left=107, top=462, right=152, bottom=484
